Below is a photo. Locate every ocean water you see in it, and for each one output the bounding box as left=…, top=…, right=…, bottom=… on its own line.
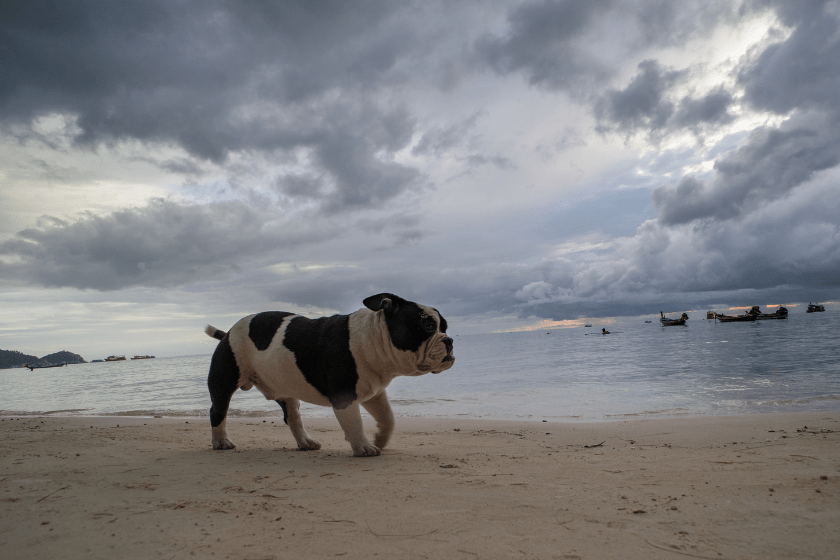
left=2, top=310, right=839, bottom=421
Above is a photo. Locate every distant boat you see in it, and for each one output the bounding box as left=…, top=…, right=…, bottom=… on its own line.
left=584, top=324, right=592, bottom=328
left=25, top=363, right=67, bottom=371
left=91, top=359, right=104, bottom=363
left=706, top=311, right=716, bottom=320
left=644, top=320, right=652, bottom=323
left=105, top=355, right=126, bottom=361
left=746, top=305, right=788, bottom=320
left=715, top=313, right=756, bottom=322
left=131, top=355, right=155, bottom=360
left=660, top=311, right=688, bottom=326
left=806, top=302, right=825, bottom=313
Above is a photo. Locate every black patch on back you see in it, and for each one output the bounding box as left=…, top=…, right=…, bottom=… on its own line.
left=249, top=311, right=295, bottom=351
left=207, top=335, right=240, bottom=428
left=282, top=315, right=358, bottom=409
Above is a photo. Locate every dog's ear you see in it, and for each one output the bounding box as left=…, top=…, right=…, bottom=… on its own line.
left=364, top=293, right=402, bottom=313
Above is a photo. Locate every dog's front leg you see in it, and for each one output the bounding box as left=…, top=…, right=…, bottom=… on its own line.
left=333, top=402, right=380, bottom=457
left=276, top=398, right=321, bottom=451
left=361, top=390, right=395, bottom=449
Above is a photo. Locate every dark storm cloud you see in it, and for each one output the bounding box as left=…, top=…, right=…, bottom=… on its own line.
left=3, top=0, right=839, bottom=326
left=496, top=1, right=840, bottom=320
left=652, top=1, right=840, bottom=226
left=475, top=1, right=741, bottom=137
left=475, top=0, right=739, bottom=95
left=671, top=87, right=734, bottom=129
left=0, top=0, right=422, bottom=212
left=626, top=0, right=738, bottom=48
left=0, top=199, right=332, bottom=290
left=511, top=173, right=840, bottom=320
left=739, top=0, right=840, bottom=114
left=475, top=0, right=615, bottom=92
left=594, top=61, right=735, bottom=136
left=594, top=60, right=685, bottom=133
left=653, top=113, right=840, bottom=225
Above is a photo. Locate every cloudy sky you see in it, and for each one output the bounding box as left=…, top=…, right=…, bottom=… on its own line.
left=2, top=0, right=839, bottom=358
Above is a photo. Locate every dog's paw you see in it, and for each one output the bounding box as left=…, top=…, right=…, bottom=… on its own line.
left=212, top=438, right=236, bottom=450
left=297, top=437, right=321, bottom=451
left=352, top=443, right=381, bottom=457
left=373, top=433, right=390, bottom=449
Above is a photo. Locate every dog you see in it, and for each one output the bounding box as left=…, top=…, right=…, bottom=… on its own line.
left=204, top=293, right=454, bottom=456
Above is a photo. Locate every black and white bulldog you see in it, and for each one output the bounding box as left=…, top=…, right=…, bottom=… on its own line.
left=204, top=293, right=454, bottom=456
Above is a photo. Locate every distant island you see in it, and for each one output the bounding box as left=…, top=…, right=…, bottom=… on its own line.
left=0, top=349, right=87, bottom=369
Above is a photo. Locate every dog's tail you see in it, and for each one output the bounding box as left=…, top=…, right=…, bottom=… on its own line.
left=205, top=325, right=227, bottom=341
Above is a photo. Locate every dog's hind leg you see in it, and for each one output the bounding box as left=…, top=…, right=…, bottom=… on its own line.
left=275, top=398, right=321, bottom=451
left=207, top=336, right=239, bottom=450
left=361, top=390, right=395, bottom=449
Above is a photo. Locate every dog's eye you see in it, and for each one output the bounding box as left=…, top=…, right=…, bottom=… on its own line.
left=420, top=313, right=436, bottom=334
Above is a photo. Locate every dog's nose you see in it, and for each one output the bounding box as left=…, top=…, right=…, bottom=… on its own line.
left=442, top=337, right=453, bottom=353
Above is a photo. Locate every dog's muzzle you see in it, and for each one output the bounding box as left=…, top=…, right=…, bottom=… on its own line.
left=431, top=337, right=455, bottom=374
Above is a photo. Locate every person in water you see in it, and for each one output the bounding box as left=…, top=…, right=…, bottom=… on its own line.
left=601, top=328, right=610, bottom=334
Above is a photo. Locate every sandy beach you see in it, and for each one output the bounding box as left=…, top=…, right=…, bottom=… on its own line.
left=1, top=412, right=838, bottom=559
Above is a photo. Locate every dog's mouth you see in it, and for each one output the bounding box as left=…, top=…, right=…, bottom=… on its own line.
left=417, top=352, right=455, bottom=374
left=431, top=353, right=455, bottom=374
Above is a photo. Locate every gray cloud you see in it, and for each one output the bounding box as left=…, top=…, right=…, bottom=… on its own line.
left=0, top=199, right=307, bottom=290
left=0, top=1, right=425, bottom=213
left=411, top=112, right=515, bottom=170
left=412, top=113, right=483, bottom=157
left=672, top=87, right=734, bottom=129
left=594, top=61, right=735, bottom=137
left=653, top=112, right=840, bottom=225
left=739, top=0, right=840, bottom=114
left=512, top=174, right=840, bottom=319
left=475, top=0, right=741, bottom=95
left=475, top=0, right=615, bottom=92
left=0, top=196, right=438, bottom=293
left=2, top=0, right=839, bottom=334
left=652, top=0, right=840, bottom=226
left=595, top=60, right=685, bottom=134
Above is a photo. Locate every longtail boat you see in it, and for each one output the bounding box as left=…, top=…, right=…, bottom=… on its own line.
left=660, top=311, right=688, bottom=326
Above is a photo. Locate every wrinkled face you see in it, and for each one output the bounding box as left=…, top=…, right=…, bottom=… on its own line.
left=363, top=293, right=455, bottom=375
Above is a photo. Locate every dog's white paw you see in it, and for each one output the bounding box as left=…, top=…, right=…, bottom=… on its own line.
left=373, top=432, right=391, bottom=449
left=213, top=438, right=236, bottom=450
left=352, top=443, right=381, bottom=457
left=297, top=437, right=321, bottom=451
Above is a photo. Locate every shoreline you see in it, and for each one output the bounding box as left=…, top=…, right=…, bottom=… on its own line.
left=4, top=401, right=840, bottom=423
left=2, top=412, right=838, bottom=559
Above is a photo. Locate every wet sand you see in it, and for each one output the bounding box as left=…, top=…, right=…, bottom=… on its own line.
left=1, top=412, right=838, bottom=559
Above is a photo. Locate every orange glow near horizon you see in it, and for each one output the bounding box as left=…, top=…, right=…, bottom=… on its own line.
left=730, top=304, right=798, bottom=310
left=494, top=317, right=616, bottom=333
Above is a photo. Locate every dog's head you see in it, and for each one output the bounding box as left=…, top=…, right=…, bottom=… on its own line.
left=363, top=293, right=455, bottom=375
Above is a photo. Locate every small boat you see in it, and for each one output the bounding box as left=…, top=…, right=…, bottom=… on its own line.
left=660, top=311, right=688, bottom=326
left=715, top=313, right=757, bottom=322
left=806, top=302, right=825, bottom=313
left=584, top=324, right=592, bottom=328
left=91, top=359, right=104, bottom=363
left=105, top=355, right=126, bottom=361
left=706, top=311, right=715, bottom=320
left=25, top=363, right=67, bottom=371
left=131, top=355, right=155, bottom=360
left=747, top=306, right=788, bottom=320
left=644, top=320, right=652, bottom=323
